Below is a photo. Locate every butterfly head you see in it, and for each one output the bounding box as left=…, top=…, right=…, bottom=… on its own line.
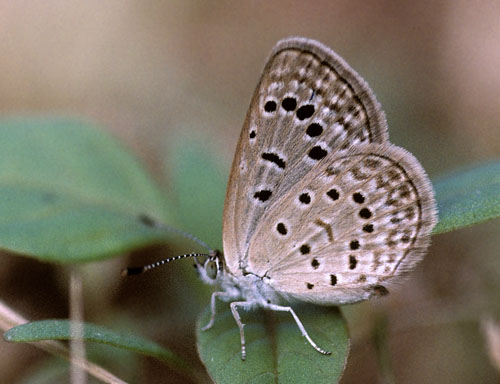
left=194, top=249, right=224, bottom=285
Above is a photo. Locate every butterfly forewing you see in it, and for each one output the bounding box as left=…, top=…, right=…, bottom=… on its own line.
left=223, top=37, right=391, bottom=275
left=246, top=144, right=437, bottom=305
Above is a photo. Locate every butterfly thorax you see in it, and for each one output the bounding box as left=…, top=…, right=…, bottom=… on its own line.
left=201, top=250, right=283, bottom=306
left=221, top=269, right=286, bottom=306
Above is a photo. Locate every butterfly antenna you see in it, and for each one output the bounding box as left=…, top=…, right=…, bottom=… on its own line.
left=138, top=214, right=213, bottom=252
left=122, top=252, right=211, bottom=276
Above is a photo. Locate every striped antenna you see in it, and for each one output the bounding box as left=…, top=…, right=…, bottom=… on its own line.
left=122, top=252, right=211, bottom=276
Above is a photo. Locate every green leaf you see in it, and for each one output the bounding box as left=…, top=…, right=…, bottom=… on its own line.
left=3, top=320, right=189, bottom=371
left=0, top=117, right=173, bottom=262
left=169, top=138, right=228, bottom=251
left=433, top=161, right=500, bottom=234
left=196, top=304, right=349, bottom=384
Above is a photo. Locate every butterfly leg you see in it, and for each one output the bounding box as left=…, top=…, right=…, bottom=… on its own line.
left=266, top=303, right=331, bottom=356
left=229, top=301, right=253, bottom=360
left=202, top=291, right=233, bottom=331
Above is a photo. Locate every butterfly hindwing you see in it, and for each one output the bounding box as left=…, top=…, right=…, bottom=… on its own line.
left=246, top=143, right=437, bottom=305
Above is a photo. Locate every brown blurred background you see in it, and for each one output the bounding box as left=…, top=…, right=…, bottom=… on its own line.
left=1, top=1, right=499, bottom=383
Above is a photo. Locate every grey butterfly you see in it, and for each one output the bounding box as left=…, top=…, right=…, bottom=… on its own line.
left=126, top=37, right=437, bottom=360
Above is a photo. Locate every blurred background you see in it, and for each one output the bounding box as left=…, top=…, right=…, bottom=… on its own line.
left=1, top=1, right=500, bottom=383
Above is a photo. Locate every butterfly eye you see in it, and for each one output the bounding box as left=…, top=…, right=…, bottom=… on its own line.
left=205, top=260, right=218, bottom=280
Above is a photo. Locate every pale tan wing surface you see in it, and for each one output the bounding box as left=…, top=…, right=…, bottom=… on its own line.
left=246, top=143, right=437, bottom=305
left=223, top=37, right=390, bottom=275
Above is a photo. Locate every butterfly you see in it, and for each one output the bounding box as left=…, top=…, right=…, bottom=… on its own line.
left=126, top=37, right=437, bottom=361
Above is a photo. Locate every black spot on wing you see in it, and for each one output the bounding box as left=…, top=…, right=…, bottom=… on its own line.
left=261, top=152, right=285, bottom=169
left=254, top=190, right=272, bottom=202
